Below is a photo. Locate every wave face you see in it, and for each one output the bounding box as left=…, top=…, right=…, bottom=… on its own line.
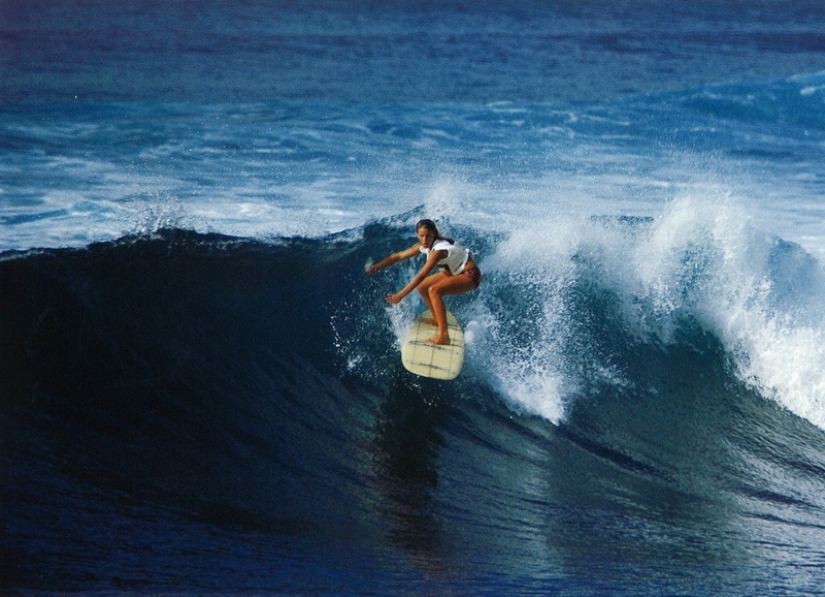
left=4, top=225, right=825, bottom=594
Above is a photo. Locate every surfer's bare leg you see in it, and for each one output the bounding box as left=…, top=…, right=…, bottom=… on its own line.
left=425, top=274, right=476, bottom=345
left=416, top=273, right=445, bottom=325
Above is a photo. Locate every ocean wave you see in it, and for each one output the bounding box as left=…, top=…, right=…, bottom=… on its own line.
left=4, top=223, right=825, bottom=592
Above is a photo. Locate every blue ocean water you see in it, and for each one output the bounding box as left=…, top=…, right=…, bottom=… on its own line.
left=3, top=1, right=825, bottom=595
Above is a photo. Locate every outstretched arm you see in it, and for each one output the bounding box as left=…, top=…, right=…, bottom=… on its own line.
left=366, top=243, right=419, bottom=276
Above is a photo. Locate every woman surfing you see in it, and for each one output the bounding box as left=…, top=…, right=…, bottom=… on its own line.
left=366, top=219, right=482, bottom=345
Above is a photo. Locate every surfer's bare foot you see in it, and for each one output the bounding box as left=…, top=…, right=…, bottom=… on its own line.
left=419, top=317, right=437, bottom=326
left=427, top=334, right=450, bottom=346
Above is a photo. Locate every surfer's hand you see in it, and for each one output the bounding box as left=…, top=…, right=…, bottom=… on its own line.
left=386, top=293, right=401, bottom=304
left=365, top=264, right=377, bottom=276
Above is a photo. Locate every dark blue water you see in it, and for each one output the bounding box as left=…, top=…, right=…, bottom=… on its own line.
left=3, top=1, right=825, bottom=595
left=3, top=0, right=824, bottom=104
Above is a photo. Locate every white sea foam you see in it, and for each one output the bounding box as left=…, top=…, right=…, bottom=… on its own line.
left=635, top=196, right=825, bottom=430
left=481, top=191, right=825, bottom=430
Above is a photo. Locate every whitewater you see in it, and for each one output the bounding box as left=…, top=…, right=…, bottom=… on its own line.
left=3, top=1, right=825, bottom=595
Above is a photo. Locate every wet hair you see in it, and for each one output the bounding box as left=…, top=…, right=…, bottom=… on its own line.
left=416, top=219, right=453, bottom=244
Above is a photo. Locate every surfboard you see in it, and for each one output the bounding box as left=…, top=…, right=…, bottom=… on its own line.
left=401, top=310, right=464, bottom=380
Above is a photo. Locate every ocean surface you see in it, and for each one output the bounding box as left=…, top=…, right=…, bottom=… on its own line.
left=3, top=0, right=825, bottom=594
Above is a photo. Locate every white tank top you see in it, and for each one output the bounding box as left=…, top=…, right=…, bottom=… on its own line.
left=420, top=239, right=469, bottom=275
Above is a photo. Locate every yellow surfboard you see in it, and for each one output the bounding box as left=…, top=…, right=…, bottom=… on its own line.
left=401, top=310, right=464, bottom=380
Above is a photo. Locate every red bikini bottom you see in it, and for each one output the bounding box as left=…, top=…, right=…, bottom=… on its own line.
left=463, top=265, right=482, bottom=288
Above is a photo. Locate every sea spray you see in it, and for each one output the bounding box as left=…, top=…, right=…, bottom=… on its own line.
left=473, top=195, right=825, bottom=431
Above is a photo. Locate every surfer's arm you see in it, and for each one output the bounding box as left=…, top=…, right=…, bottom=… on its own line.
left=366, top=243, right=419, bottom=276
left=386, top=250, right=443, bottom=304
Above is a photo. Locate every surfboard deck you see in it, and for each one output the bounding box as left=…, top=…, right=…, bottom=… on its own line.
left=401, top=310, right=464, bottom=380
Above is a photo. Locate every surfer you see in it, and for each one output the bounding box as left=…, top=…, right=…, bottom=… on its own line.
left=366, top=219, right=481, bottom=345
